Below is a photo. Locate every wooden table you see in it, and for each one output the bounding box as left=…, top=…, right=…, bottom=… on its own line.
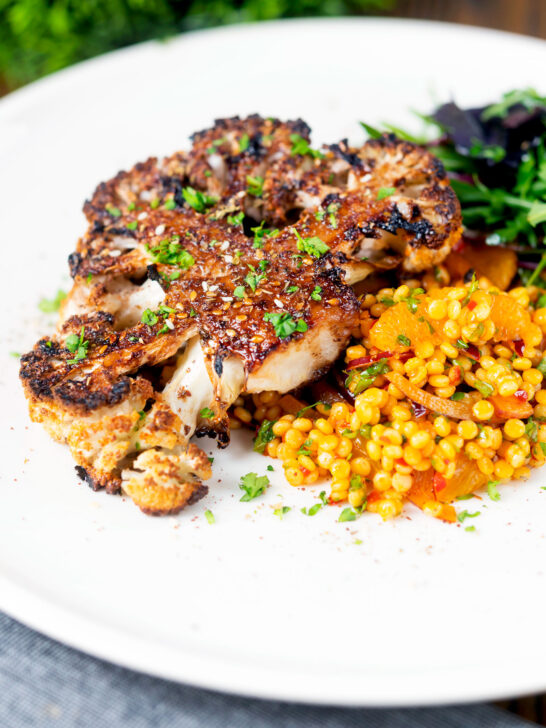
left=389, top=0, right=546, bottom=39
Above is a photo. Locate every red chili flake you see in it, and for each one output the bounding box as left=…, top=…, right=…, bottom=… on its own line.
left=448, top=365, right=461, bottom=385
left=345, top=351, right=393, bottom=370
left=433, top=472, right=447, bottom=493
left=514, top=339, right=524, bottom=357
left=514, top=389, right=528, bottom=402
left=300, top=467, right=311, bottom=477
left=467, top=300, right=477, bottom=311
left=398, top=350, right=415, bottom=363
left=395, top=458, right=408, bottom=468
left=466, top=344, right=480, bottom=361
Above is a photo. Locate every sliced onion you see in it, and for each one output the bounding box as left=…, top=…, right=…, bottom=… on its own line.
left=386, top=372, right=475, bottom=420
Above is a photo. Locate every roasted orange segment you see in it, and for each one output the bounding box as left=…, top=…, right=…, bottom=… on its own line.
left=445, top=245, right=517, bottom=291
left=369, top=300, right=435, bottom=352
left=408, top=454, right=487, bottom=517
left=489, top=293, right=533, bottom=346
left=490, top=394, right=533, bottom=420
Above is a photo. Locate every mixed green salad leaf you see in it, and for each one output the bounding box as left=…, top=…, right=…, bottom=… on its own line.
left=363, top=88, right=546, bottom=285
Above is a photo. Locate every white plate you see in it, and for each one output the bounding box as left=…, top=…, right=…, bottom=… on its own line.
left=1, top=18, right=546, bottom=707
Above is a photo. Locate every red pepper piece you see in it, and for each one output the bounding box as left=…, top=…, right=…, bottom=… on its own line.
left=433, top=472, right=447, bottom=493
left=466, top=344, right=480, bottom=361
left=514, top=389, right=528, bottom=402
left=467, top=300, right=477, bottom=311
left=448, top=365, right=462, bottom=385
left=345, top=352, right=393, bottom=370
left=514, top=339, right=525, bottom=357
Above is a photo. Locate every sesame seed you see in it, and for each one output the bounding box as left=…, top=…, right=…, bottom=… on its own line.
left=327, top=298, right=339, bottom=306
left=190, top=291, right=197, bottom=301
left=165, top=319, right=175, bottom=330
left=221, top=297, right=233, bottom=303
left=226, top=329, right=236, bottom=337
left=220, top=241, right=229, bottom=251
left=274, top=299, right=283, bottom=308
left=236, top=314, right=247, bottom=322
left=224, top=255, right=233, bottom=263
left=251, top=335, right=264, bottom=343
left=208, top=284, right=218, bottom=292
left=138, top=211, right=148, bottom=221
left=109, top=250, right=122, bottom=257
left=155, top=224, right=166, bottom=235
left=202, top=282, right=209, bottom=292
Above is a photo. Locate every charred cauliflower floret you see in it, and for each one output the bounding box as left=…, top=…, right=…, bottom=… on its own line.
left=20, top=115, right=462, bottom=516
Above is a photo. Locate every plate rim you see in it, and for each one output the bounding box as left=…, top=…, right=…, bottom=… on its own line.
left=2, top=16, right=546, bottom=706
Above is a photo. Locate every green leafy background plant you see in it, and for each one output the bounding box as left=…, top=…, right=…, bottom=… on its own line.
left=0, top=0, right=396, bottom=94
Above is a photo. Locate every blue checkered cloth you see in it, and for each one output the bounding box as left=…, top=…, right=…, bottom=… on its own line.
left=0, top=612, right=536, bottom=728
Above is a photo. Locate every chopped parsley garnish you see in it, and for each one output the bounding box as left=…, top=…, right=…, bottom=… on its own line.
left=164, top=199, right=176, bottom=210
left=126, top=220, right=138, bottom=231
left=318, top=490, right=329, bottom=506
left=474, top=380, right=494, bottom=398
left=199, top=407, right=214, bottom=419
left=311, top=285, right=322, bottom=301
left=457, top=510, right=481, bottom=523
left=86, top=274, right=93, bottom=284
left=456, top=339, right=469, bottom=350
left=289, top=133, right=325, bottom=159
left=339, top=507, right=358, bottom=522
left=182, top=186, right=217, bottom=212
left=233, top=285, right=246, bottom=298
left=10, top=351, right=21, bottom=358
left=246, top=175, right=264, bottom=197
left=267, top=465, right=274, bottom=472
left=150, top=198, right=160, bottom=209
left=227, top=211, right=245, bottom=226
left=286, top=285, right=299, bottom=294
left=239, top=133, right=250, bottom=152
left=39, top=289, right=67, bottom=313
left=105, top=204, right=121, bottom=217
left=264, top=311, right=308, bottom=338
left=244, top=264, right=266, bottom=292
left=525, top=419, right=538, bottom=441
left=147, top=236, right=195, bottom=269
left=377, top=186, right=396, bottom=200
left=538, top=358, right=546, bottom=375
left=65, top=326, right=89, bottom=364
left=487, top=480, right=501, bottom=502
left=204, top=510, right=215, bottom=524
left=293, top=228, right=330, bottom=258
left=301, top=503, right=322, bottom=516
left=403, top=288, right=424, bottom=313
left=451, top=392, right=465, bottom=401
left=239, top=472, right=270, bottom=502
left=207, top=137, right=226, bottom=154
left=251, top=220, right=278, bottom=249
left=345, top=358, right=390, bottom=395
left=141, top=309, right=158, bottom=326
left=253, top=419, right=276, bottom=453
left=397, top=334, right=411, bottom=346
left=274, top=506, right=290, bottom=519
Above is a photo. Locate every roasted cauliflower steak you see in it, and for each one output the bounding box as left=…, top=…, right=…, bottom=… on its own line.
left=20, top=115, right=462, bottom=515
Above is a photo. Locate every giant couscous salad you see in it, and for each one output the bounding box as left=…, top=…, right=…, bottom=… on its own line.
left=228, top=89, right=546, bottom=523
